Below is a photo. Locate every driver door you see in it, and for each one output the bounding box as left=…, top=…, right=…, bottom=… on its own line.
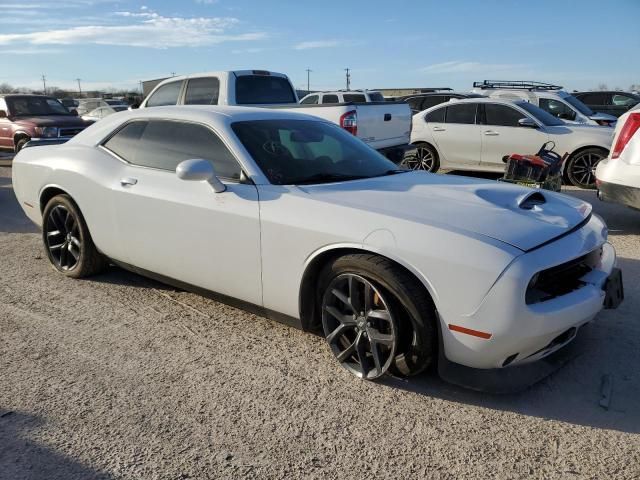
left=480, top=103, right=549, bottom=168
left=104, top=118, right=263, bottom=306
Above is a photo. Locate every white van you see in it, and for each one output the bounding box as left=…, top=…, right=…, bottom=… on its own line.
left=472, top=80, right=617, bottom=127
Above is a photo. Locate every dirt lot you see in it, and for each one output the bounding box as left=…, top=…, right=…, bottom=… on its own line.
left=1, top=164, right=639, bottom=480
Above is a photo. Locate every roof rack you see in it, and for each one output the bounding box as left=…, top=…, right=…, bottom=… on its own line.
left=473, top=80, right=563, bottom=91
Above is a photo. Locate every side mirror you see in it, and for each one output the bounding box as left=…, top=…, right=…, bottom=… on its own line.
left=176, top=159, right=226, bottom=193
left=518, top=117, right=538, bottom=128
left=0, top=110, right=7, bottom=118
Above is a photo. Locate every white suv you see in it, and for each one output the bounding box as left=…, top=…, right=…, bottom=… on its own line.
left=408, top=98, right=614, bottom=188
left=596, top=105, right=640, bottom=209
left=299, top=90, right=385, bottom=104
left=472, top=81, right=617, bottom=127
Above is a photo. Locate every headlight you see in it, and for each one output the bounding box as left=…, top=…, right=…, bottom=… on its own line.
left=35, top=127, right=59, bottom=138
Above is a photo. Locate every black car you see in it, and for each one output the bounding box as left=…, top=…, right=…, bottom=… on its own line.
left=573, top=91, right=640, bottom=118
left=399, top=92, right=486, bottom=114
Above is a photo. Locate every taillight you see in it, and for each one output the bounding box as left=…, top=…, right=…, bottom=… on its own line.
left=612, top=113, right=640, bottom=159
left=340, top=110, right=357, bottom=136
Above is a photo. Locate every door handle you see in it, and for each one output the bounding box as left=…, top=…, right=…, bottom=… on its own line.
left=120, top=177, right=138, bottom=186
left=384, top=113, right=392, bottom=121
left=432, top=127, right=446, bottom=132
left=484, top=130, right=499, bottom=136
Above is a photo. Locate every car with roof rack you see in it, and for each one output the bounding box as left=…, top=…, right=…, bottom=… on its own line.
left=472, top=80, right=617, bottom=127
left=406, top=97, right=614, bottom=188
left=0, top=94, right=91, bottom=153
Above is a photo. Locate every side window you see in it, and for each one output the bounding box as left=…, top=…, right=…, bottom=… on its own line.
left=421, top=96, right=445, bottom=110
left=424, top=106, right=445, bottom=123
left=539, top=98, right=576, bottom=121
left=300, top=95, right=318, bottom=104
left=484, top=104, right=526, bottom=127
left=581, top=93, right=607, bottom=105
left=145, top=81, right=183, bottom=107
left=133, top=120, right=241, bottom=179
left=322, top=94, right=339, bottom=104
left=445, top=103, right=476, bottom=124
left=184, top=77, right=219, bottom=105
left=407, top=97, right=423, bottom=112
left=103, top=121, right=147, bottom=162
left=343, top=94, right=366, bottom=102
left=612, top=94, right=636, bottom=107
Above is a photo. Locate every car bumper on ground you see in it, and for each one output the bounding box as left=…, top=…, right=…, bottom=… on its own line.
left=597, top=179, right=640, bottom=210
left=440, top=214, right=620, bottom=371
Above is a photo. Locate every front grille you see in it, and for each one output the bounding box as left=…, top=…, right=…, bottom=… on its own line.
left=526, top=248, right=601, bottom=304
left=59, top=127, right=85, bottom=137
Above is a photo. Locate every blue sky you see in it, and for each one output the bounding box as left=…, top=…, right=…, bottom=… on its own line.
left=1, top=0, right=638, bottom=93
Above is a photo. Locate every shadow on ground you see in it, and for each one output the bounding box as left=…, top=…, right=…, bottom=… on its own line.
left=0, top=410, right=113, bottom=480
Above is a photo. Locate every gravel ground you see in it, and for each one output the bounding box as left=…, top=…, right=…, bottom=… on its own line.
left=1, top=164, right=639, bottom=480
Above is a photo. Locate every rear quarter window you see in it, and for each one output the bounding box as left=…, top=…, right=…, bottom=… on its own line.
left=146, top=81, right=183, bottom=107
left=424, top=106, right=446, bottom=123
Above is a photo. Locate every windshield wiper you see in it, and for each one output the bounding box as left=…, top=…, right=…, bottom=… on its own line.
left=288, top=173, right=368, bottom=185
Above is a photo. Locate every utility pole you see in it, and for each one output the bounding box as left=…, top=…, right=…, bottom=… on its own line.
left=41, top=74, right=46, bottom=94
left=306, top=68, right=312, bottom=92
left=170, top=72, right=176, bottom=77
left=76, top=78, right=82, bottom=97
left=344, top=68, right=351, bottom=90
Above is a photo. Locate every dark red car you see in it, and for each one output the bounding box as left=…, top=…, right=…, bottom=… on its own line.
left=0, top=94, right=91, bottom=153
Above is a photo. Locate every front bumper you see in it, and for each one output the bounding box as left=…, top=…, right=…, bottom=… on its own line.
left=597, top=179, right=640, bottom=210
left=440, top=214, right=618, bottom=370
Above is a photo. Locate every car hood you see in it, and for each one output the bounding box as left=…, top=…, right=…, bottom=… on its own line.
left=14, top=116, right=89, bottom=127
left=297, top=172, right=593, bottom=252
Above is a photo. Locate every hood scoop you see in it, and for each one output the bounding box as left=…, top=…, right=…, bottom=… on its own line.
left=518, top=191, right=547, bottom=210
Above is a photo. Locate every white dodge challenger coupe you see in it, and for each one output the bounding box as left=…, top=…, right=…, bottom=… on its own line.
left=12, top=106, right=623, bottom=385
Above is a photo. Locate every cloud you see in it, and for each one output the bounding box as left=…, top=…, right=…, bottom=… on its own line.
left=294, top=40, right=340, bottom=50
left=420, top=61, right=525, bottom=74
left=0, top=48, right=63, bottom=55
left=195, top=0, right=219, bottom=3
left=0, top=9, right=266, bottom=49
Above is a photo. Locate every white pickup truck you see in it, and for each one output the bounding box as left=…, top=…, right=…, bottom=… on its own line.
left=139, top=70, right=412, bottom=161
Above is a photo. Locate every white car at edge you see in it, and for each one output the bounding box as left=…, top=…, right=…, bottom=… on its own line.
left=408, top=98, right=614, bottom=188
left=596, top=105, right=640, bottom=210
left=11, top=106, right=623, bottom=386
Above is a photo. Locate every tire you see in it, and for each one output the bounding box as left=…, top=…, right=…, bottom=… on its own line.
left=401, top=143, right=440, bottom=173
left=564, top=148, right=608, bottom=189
left=15, top=137, right=29, bottom=153
left=42, top=194, right=107, bottom=278
left=318, top=253, right=437, bottom=379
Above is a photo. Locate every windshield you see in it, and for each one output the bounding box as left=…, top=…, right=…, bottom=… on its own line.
left=6, top=96, right=71, bottom=116
left=516, top=101, right=564, bottom=126
left=235, top=75, right=297, bottom=105
left=231, top=119, right=401, bottom=185
left=564, top=95, right=595, bottom=116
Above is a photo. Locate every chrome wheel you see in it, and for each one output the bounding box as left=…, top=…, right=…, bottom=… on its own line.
left=403, top=146, right=436, bottom=171
left=568, top=150, right=605, bottom=188
left=45, top=205, right=81, bottom=271
left=322, top=274, right=397, bottom=379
